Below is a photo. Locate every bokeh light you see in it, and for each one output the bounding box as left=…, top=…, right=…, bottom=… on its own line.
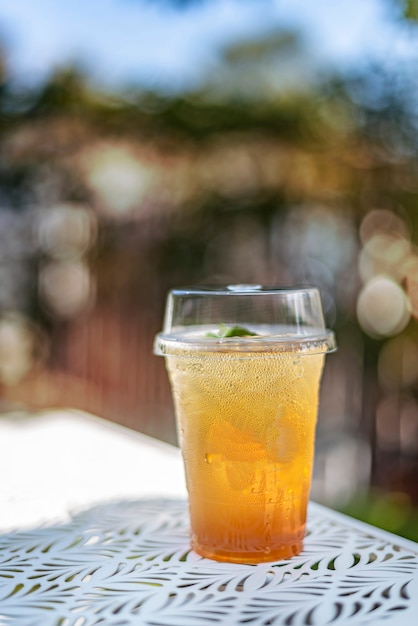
left=313, top=434, right=371, bottom=506
left=357, top=209, right=418, bottom=338
left=0, top=314, right=46, bottom=385
left=38, top=203, right=97, bottom=260
left=404, top=255, right=418, bottom=319
left=356, top=275, right=411, bottom=338
left=39, top=261, right=95, bottom=319
left=358, top=233, right=411, bottom=284
left=81, top=144, right=157, bottom=219
left=359, top=209, right=410, bottom=245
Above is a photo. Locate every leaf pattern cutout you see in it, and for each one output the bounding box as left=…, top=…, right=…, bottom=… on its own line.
left=0, top=499, right=417, bottom=625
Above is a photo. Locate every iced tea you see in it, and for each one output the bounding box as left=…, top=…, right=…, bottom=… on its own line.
left=165, top=335, right=325, bottom=563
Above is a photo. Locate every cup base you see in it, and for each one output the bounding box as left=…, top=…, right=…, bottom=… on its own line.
left=191, top=538, right=303, bottom=564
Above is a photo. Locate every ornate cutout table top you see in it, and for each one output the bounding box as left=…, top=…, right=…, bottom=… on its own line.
left=1, top=499, right=417, bottom=626
left=0, top=410, right=417, bottom=626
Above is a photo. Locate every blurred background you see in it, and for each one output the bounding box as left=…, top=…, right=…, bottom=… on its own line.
left=0, top=0, right=417, bottom=539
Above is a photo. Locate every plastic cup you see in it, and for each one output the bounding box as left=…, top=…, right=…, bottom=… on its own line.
left=154, top=285, right=336, bottom=563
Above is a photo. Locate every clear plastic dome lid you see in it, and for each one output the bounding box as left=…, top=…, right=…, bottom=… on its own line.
left=154, top=285, right=336, bottom=356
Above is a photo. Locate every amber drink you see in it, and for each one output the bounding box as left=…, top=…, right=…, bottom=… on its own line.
left=155, top=286, right=335, bottom=563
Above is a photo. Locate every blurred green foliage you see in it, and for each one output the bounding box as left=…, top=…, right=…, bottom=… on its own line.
left=404, top=0, right=418, bottom=19
left=341, top=490, right=418, bottom=542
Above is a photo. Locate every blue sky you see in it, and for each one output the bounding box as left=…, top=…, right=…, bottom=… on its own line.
left=0, top=0, right=416, bottom=92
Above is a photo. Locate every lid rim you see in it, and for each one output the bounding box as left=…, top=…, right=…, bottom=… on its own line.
left=154, top=330, right=336, bottom=356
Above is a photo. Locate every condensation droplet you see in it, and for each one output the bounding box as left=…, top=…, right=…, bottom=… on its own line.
left=296, top=366, right=304, bottom=378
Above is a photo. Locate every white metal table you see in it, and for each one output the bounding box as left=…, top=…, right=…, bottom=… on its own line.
left=0, top=409, right=417, bottom=626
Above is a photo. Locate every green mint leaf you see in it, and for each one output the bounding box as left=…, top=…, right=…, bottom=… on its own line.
left=205, top=324, right=258, bottom=338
